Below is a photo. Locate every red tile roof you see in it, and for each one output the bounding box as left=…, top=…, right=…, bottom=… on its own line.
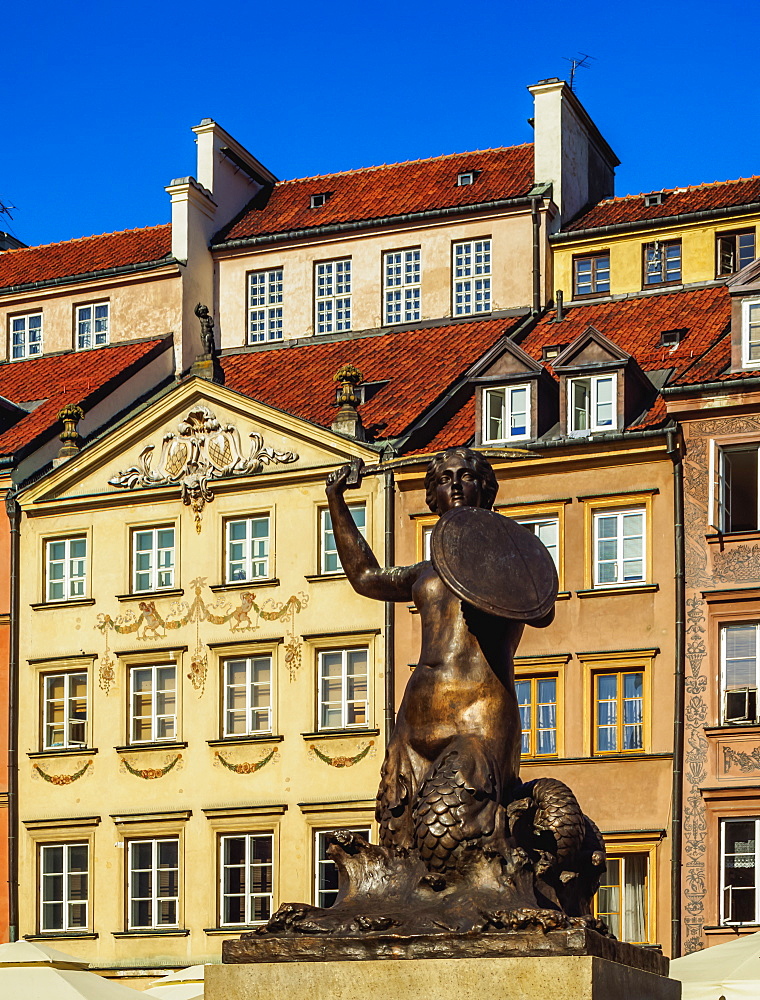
left=0, top=338, right=167, bottom=456
left=218, top=146, right=535, bottom=243
left=562, top=177, right=760, bottom=233
left=0, top=225, right=173, bottom=290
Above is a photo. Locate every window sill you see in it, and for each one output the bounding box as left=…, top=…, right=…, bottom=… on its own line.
left=204, top=925, right=265, bottom=935
left=24, top=932, right=98, bottom=940
left=114, top=741, right=188, bottom=754
left=642, top=280, right=683, bottom=291
left=28, top=747, right=98, bottom=759
left=704, top=723, right=760, bottom=735
left=207, top=735, right=284, bottom=747
left=302, top=728, right=380, bottom=741
left=576, top=584, right=659, bottom=598
left=112, top=929, right=190, bottom=938
left=304, top=573, right=347, bottom=583
left=571, top=291, right=610, bottom=301
left=115, top=588, right=184, bottom=602
left=409, top=594, right=570, bottom=615
left=707, top=530, right=760, bottom=544
left=210, top=578, right=280, bottom=593
left=520, top=752, right=673, bottom=765
left=31, top=598, right=96, bottom=611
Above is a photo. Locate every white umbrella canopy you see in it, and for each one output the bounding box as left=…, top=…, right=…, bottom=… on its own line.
left=0, top=940, right=144, bottom=999
left=669, top=931, right=760, bottom=1000
left=145, top=964, right=205, bottom=1000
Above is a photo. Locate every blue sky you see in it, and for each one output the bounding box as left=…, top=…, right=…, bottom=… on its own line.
left=4, top=0, right=759, bottom=248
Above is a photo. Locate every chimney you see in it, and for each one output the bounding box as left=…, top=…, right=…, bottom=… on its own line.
left=54, top=404, right=84, bottom=467
left=332, top=364, right=365, bottom=441
left=529, top=79, right=619, bottom=232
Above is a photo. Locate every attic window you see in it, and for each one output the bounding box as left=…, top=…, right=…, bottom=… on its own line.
left=310, top=193, right=330, bottom=208
left=457, top=172, right=477, bottom=187
left=660, top=328, right=686, bottom=348
left=542, top=344, right=566, bottom=361
left=644, top=192, right=664, bottom=207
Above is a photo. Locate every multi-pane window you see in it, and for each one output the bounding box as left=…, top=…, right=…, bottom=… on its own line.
left=46, top=537, right=87, bottom=602
left=40, top=843, right=89, bottom=932
left=320, top=504, right=366, bottom=574
left=75, top=303, right=109, bottom=350
left=315, top=828, right=370, bottom=907
left=717, top=230, right=756, bottom=275
left=226, top=516, right=270, bottom=583
left=483, top=385, right=530, bottom=442
left=593, top=508, right=645, bottom=587
left=128, top=838, right=179, bottom=929
left=721, top=623, right=760, bottom=724
left=318, top=648, right=368, bottom=730
left=573, top=254, right=610, bottom=297
left=43, top=672, right=87, bottom=750
left=721, top=818, right=760, bottom=924
left=742, top=300, right=760, bottom=368
left=568, top=374, right=616, bottom=434
left=515, top=676, right=557, bottom=756
left=643, top=240, right=681, bottom=285
left=248, top=269, right=283, bottom=343
left=514, top=516, right=559, bottom=572
left=220, top=833, right=274, bottom=925
left=384, top=249, right=421, bottom=325
left=132, top=527, right=175, bottom=592
left=315, top=259, right=351, bottom=334
left=595, top=671, right=644, bottom=753
left=11, top=312, right=43, bottom=359
left=712, top=443, right=760, bottom=532
left=223, top=655, right=272, bottom=736
left=130, top=665, right=177, bottom=744
left=453, top=239, right=491, bottom=315
left=595, top=853, right=649, bottom=943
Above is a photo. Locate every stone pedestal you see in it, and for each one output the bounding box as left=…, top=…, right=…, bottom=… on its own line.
left=206, top=953, right=680, bottom=1000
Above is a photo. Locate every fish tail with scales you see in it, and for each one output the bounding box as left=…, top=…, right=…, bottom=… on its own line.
left=411, top=750, right=477, bottom=871
left=531, top=777, right=587, bottom=866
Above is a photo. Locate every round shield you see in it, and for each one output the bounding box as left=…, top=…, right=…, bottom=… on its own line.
left=430, top=506, right=558, bottom=621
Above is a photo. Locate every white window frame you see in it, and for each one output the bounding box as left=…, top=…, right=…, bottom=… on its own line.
left=721, top=623, right=760, bottom=724
left=219, top=832, right=274, bottom=926
left=721, top=818, right=760, bottom=925
left=43, top=670, right=88, bottom=750
left=453, top=239, right=491, bottom=315
left=457, top=172, right=475, bottom=186
left=40, top=842, right=89, bottom=932
left=482, top=384, right=531, bottom=443
left=10, top=311, right=43, bottom=359
left=643, top=240, right=681, bottom=285
left=223, top=655, right=273, bottom=736
left=225, top=515, right=270, bottom=583
left=132, top=526, right=175, bottom=593
left=248, top=268, right=283, bottom=343
left=383, top=248, right=421, bottom=325
left=568, top=373, right=617, bottom=435
left=45, top=536, right=87, bottom=602
left=709, top=441, right=760, bottom=533
left=592, top=507, right=646, bottom=588
left=314, top=827, right=370, bottom=907
left=318, top=647, right=369, bottom=731
left=320, top=504, right=366, bottom=575
left=315, top=259, right=351, bottom=334
left=742, top=298, right=760, bottom=369
left=75, top=302, right=109, bottom=350
left=129, top=664, right=177, bottom=744
left=514, top=515, right=559, bottom=572
left=127, top=837, right=179, bottom=930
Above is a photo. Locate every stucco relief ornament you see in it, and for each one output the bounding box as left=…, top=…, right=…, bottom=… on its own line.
left=108, top=406, right=299, bottom=532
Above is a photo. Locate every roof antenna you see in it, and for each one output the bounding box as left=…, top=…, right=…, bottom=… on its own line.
left=0, top=198, right=15, bottom=222
left=563, top=53, right=595, bottom=91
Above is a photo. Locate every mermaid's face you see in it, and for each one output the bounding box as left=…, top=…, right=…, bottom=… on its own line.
left=434, top=455, right=483, bottom=514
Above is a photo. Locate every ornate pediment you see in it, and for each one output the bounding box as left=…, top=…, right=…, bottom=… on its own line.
left=109, top=406, right=298, bottom=531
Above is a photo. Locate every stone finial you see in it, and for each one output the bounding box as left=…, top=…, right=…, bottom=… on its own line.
left=55, top=404, right=84, bottom=465
left=332, top=364, right=365, bottom=440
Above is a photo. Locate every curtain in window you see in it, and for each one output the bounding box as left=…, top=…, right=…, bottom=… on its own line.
left=623, top=854, right=647, bottom=943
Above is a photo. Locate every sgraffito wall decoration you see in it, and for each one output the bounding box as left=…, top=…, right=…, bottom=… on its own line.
left=724, top=746, right=760, bottom=774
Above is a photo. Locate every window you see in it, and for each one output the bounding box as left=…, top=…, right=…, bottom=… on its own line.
left=223, top=655, right=272, bottom=736
left=130, top=664, right=177, bottom=744
left=573, top=254, right=610, bottom=297
left=11, top=312, right=42, bottom=359
left=75, top=303, right=109, bottom=350
left=515, top=676, right=557, bottom=756
left=453, top=239, right=491, bottom=315
left=568, top=374, right=616, bottom=434
left=593, top=508, right=645, bottom=587
left=45, top=537, right=87, bottom=602
left=128, top=838, right=179, bottom=929
left=721, top=623, right=760, bottom=724
left=40, top=843, right=89, bottom=932
left=226, top=516, right=270, bottom=583
left=315, top=828, right=370, bottom=907
left=717, top=230, right=756, bottom=275
left=43, top=672, right=87, bottom=749
left=742, top=299, right=760, bottom=368
left=248, top=269, right=283, bottom=343
left=320, top=504, right=366, bottom=574
left=483, top=385, right=530, bottom=442
left=457, top=172, right=476, bottom=186
left=721, top=818, right=760, bottom=924
left=132, top=527, right=175, bottom=592
left=514, top=516, right=559, bottom=572
left=643, top=240, right=681, bottom=285
left=713, top=443, right=760, bottom=531
left=422, top=524, right=433, bottom=560
left=384, top=249, right=421, bottom=325
left=318, top=648, right=368, bottom=730
left=594, top=670, right=644, bottom=753
left=596, top=853, right=649, bottom=943
left=310, top=193, right=329, bottom=208
left=220, top=832, right=274, bottom=925
left=315, top=259, right=351, bottom=334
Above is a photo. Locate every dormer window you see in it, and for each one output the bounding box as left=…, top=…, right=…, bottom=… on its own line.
left=644, top=192, right=664, bottom=207
left=660, top=328, right=685, bottom=348
left=483, top=385, right=530, bottom=443
left=457, top=172, right=476, bottom=187
left=568, top=374, right=616, bottom=435
left=742, top=298, right=760, bottom=368
left=310, top=193, right=330, bottom=208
